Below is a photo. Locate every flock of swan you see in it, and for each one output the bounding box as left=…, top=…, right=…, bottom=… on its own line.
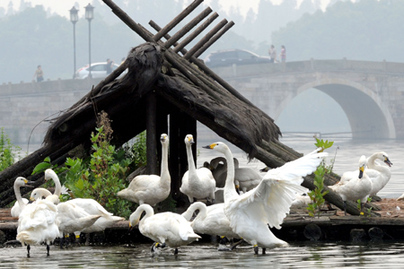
left=10, top=131, right=394, bottom=257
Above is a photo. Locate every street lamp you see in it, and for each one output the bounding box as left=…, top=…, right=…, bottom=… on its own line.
left=69, top=6, right=78, bottom=79
left=85, top=3, right=94, bottom=78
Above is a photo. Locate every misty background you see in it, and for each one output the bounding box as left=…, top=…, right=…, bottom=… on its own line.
left=1, top=0, right=402, bottom=135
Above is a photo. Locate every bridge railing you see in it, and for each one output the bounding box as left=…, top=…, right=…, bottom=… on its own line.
left=212, top=59, right=404, bottom=78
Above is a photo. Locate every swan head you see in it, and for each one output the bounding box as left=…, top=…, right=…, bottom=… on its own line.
left=129, top=211, right=140, bottom=228
left=30, top=188, right=51, bottom=201
left=160, top=133, right=169, bottom=145
left=380, top=152, right=393, bottom=167
left=358, top=155, right=367, bottom=179
left=203, top=142, right=229, bottom=153
left=14, top=176, right=29, bottom=188
left=184, top=134, right=195, bottom=145
left=44, top=168, right=57, bottom=181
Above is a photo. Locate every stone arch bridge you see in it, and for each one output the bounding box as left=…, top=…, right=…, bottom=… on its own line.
left=1, top=59, right=404, bottom=151
left=212, top=59, right=404, bottom=140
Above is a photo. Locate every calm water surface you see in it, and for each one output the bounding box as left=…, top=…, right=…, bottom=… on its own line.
left=2, top=242, right=404, bottom=268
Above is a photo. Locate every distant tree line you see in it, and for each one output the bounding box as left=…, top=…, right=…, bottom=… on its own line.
left=0, top=0, right=402, bottom=84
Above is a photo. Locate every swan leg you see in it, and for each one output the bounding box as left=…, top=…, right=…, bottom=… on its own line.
left=254, top=244, right=259, bottom=255
left=46, top=244, right=50, bottom=256
left=174, top=248, right=178, bottom=255
left=230, top=239, right=244, bottom=250
left=262, top=248, right=266, bottom=255
left=27, top=244, right=31, bottom=258
left=343, top=201, right=347, bottom=216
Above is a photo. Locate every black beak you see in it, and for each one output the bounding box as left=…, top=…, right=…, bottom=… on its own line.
left=203, top=145, right=211, bottom=149
left=385, top=158, right=393, bottom=167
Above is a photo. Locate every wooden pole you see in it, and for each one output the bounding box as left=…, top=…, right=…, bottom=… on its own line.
left=183, top=19, right=228, bottom=60
left=163, top=7, right=212, bottom=49
left=152, top=0, right=204, bottom=42
left=146, top=93, right=158, bottom=174
left=172, top=12, right=219, bottom=54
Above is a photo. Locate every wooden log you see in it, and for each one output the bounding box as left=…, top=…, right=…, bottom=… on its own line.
left=163, top=7, right=212, bottom=49
left=173, top=12, right=219, bottom=54
left=183, top=19, right=228, bottom=60
left=152, top=0, right=204, bottom=42
left=146, top=93, right=158, bottom=175
left=193, top=20, right=235, bottom=58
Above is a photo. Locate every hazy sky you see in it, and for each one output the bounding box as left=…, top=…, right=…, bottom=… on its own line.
left=1, top=0, right=332, bottom=18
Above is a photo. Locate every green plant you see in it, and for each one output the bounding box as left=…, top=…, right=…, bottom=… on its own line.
left=32, top=111, right=137, bottom=219
left=0, top=128, right=21, bottom=171
left=307, top=165, right=329, bottom=217
left=307, top=138, right=334, bottom=217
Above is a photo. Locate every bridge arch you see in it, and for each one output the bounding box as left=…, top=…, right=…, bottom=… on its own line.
left=284, top=78, right=396, bottom=139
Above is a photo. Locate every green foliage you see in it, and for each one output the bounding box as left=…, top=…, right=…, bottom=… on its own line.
left=307, top=165, right=329, bottom=217
left=307, top=138, right=333, bottom=217
left=0, top=128, right=21, bottom=171
left=32, top=112, right=137, bottom=219
left=122, top=131, right=147, bottom=170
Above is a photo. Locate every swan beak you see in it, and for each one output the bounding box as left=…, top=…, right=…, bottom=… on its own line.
left=203, top=143, right=215, bottom=149
left=384, top=158, right=393, bottom=167
left=358, top=167, right=364, bottom=179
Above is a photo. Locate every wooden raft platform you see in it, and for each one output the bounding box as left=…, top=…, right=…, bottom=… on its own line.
left=2, top=199, right=404, bottom=245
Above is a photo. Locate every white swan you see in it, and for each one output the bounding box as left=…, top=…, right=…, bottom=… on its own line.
left=56, top=202, right=101, bottom=245
left=366, top=152, right=392, bottom=196
left=11, top=177, right=31, bottom=217
left=129, top=204, right=201, bottom=255
left=180, top=134, right=216, bottom=203
left=29, top=187, right=102, bottom=245
left=16, top=198, right=60, bottom=257
left=64, top=198, right=124, bottom=234
left=329, top=155, right=372, bottom=215
left=203, top=142, right=327, bottom=254
left=181, top=201, right=241, bottom=249
left=117, top=133, right=171, bottom=206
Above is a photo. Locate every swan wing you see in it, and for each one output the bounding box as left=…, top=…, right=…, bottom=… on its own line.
left=229, top=150, right=327, bottom=229
left=262, top=149, right=328, bottom=182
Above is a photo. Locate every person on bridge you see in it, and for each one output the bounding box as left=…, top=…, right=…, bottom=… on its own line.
left=280, top=45, right=286, bottom=63
left=269, top=45, right=277, bottom=63
left=33, top=65, right=44, bottom=82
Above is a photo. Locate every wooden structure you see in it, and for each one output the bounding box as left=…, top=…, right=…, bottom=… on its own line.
left=0, top=0, right=377, bottom=216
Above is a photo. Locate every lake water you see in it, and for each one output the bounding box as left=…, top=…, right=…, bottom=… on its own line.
left=2, top=241, right=404, bottom=268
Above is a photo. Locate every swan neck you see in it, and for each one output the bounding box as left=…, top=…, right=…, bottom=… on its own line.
left=14, top=183, right=25, bottom=210
left=185, top=143, right=197, bottom=174
left=160, top=141, right=171, bottom=186
left=367, top=154, right=390, bottom=174
left=50, top=172, right=62, bottom=196
left=223, top=148, right=238, bottom=200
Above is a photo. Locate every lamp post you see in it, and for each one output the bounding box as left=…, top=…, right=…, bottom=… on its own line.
left=85, top=3, right=94, bottom=78
left=69, top=6, right=78, bottom=79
